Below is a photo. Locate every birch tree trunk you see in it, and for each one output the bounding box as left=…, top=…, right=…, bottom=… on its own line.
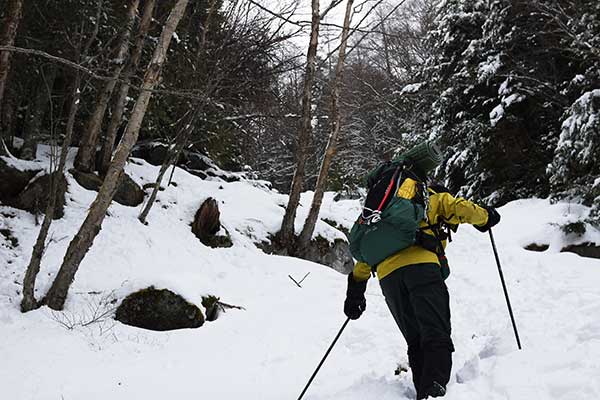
left=74, top=0, right=140, bottom=173
left=278, top=0, right=321, bottom=247
left=298, top=0, right=354, bottom=250
left=43, top=0, right=189, bottom=311
left=98, top=0, right=156, bottom=176
left=21, top=75, right=82, bottom=312
left=0, top=0, right=25, bottom=153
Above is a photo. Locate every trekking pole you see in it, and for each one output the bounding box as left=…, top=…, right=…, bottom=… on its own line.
left=489, top=229, right=522, bottom=350
left=297, top=318, right=350, bottom=400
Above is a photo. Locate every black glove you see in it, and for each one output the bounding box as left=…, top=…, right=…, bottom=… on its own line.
left=474, top=206, right=501, bottom=232
left=344, top=273, right=367, bottom=320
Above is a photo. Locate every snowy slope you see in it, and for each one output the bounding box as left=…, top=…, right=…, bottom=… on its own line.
left=1, top=151, right=600, bottom=400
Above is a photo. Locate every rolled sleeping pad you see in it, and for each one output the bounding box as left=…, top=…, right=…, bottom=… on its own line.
left=397, top=140, right=443, bottom=177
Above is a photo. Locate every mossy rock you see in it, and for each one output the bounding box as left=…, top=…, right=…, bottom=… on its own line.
left=10, top=172, right=68, bottom=219
left=71, top=170, right=145, bottom=207
left=131, top=142, right=170, bottom=166
left=115, top=287, right=204, bottom=331
left=561, top=242, right=600, bottom=259
left=0, top=158, right=41, bottom=204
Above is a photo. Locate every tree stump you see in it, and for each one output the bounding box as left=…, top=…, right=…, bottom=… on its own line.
left=192, top=197, right=220, bottom=240
left=191, top=198, right=233, bottom=248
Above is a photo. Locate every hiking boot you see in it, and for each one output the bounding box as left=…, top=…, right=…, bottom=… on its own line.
left=424, top=381, right=446, bottom=398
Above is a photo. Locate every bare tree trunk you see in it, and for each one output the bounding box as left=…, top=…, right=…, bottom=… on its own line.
left=43, top=0, right=189, bottom=311
left=98, top=0, right=156, bottom=176
left=278, top=0, right=321, bottom=247
left=20, top=76, right=83, bottom=312
left=298, top=0, right=354, bottom=250
left=0, top=0, right=24, bottom=152
left=380, top=15, right=393, bottom=79
left=21, top=66, right=57, bottom=160
left=74, top=0, right=140, bottom=173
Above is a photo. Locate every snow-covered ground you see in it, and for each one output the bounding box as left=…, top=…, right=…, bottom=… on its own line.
left=1, top=150, right=600, bottom=400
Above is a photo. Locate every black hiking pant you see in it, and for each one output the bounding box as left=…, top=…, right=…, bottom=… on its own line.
left=379, top=263, right=454, bottom=400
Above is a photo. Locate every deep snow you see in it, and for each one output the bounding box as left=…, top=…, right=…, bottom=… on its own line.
left=1, top=149, right=600, bottom=400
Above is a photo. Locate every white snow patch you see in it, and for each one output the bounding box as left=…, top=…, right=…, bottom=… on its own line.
left=489, top=104, right=504, bottom=127
left=478, top=54, right=502, bottom=82
left=1, top=159, right=600, bottom=400
left=400, top=82, right=425, bottom=94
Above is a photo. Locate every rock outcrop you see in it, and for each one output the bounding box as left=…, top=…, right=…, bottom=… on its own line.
left=561, top=242, right=600, bottom=259
left=130, top=141, right=241, bottom=183
left=259, top=235, right=355, bottom=274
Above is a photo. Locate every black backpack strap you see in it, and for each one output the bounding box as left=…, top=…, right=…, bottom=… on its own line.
left=416, top=226, right=445, bottom=257
left=416, top=216, right=455, bottom=256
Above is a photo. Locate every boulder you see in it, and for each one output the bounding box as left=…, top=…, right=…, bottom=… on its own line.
left=71, top=170, right=145, bottom=207
left=11, top=172, right=68, bottom=219
left=259, top=236, right=354, bottom=274
left=301, top=237, right=355, bottom=274
left=192, top=198, right=233, bottom=248
left=116, top=174, right=145, bottom=207
left=184, top=152, right=213, bottom=171
left=131, top=141, right=170, bottom=166
left=0, top=158, right=41, bottom=204
left=71, top=169, right=103, bottom=191
left=183, top=167, right=208, bottom=180
left=524, top=243, right=549, bottom=252
left=561, top=242, right=600, bottom=259
left=115, top=287, right=204, bottom=331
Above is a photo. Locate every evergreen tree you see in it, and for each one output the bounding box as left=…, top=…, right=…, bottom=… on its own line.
left=417, top=0, right=599, bottom=207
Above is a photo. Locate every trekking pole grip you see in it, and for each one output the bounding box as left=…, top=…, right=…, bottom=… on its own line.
left=489, top=229, right=522, bottom=350
left=297, top=318, right=351, bottom=400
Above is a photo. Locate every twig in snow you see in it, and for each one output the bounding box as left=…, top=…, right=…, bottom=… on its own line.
left=289, top=272, right=311, bottom=288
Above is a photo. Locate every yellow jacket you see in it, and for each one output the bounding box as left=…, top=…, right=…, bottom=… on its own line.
left=352, top=186, right=489, bottom=282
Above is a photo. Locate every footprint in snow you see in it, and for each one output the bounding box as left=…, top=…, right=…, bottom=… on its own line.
left=456, top=356, right=480, bottom=383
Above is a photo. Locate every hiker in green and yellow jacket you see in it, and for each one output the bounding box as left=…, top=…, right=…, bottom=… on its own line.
left=343, top=143, right=501, bottom=400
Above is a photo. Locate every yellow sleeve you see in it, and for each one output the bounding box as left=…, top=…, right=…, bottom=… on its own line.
left=430, top=192, right=489, bottom=226
left=352, top=261, right=371, bottom=282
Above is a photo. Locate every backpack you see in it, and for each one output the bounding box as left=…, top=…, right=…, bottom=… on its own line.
left=348, top=158, right=427, bottom=268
